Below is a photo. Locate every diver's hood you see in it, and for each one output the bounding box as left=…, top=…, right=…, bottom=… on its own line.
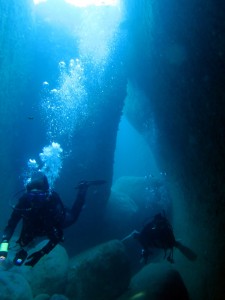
left=26, top=172, right=49, bottom=192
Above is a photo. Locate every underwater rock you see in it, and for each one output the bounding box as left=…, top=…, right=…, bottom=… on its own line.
left=15, top=241, right=69, bottom=297
left=112, top=176, right=168, bottom=210
left=118, top=262, right=189, bottom=300
left=66, top=239, right=131, bottom=300
left=112, top=176, right=150, bottom=202
left=108, top=190, right=138, bottom=216
left=104, top=190, right=138, bottom=237
left=0, top=270, right=33, bottom=300
left=50, top=294, right=69, bottom=300
left=35, top=295, right=68, bottom=300
left=34, top=294, right=50, bottom=300
left=111, top=176, right=171, bottom=223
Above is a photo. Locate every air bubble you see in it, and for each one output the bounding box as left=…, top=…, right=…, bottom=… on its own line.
left=59, top=61, right=66, bottom=68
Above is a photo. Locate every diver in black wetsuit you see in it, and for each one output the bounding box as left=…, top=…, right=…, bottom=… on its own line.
left=0, top=172, right=105, bottom=267
left=122, top=213, right=197, bottom=265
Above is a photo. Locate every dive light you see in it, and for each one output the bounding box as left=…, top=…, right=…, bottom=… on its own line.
left=0, top=241, right=9, bottom=260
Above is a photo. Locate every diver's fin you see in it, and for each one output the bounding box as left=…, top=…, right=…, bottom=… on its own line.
left=76, top=180, right=106, bottom=189
left=175, top=241, right=197, bottom=261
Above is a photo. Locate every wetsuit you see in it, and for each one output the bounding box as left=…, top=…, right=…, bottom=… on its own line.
left=137, top=213, right=176, bottom=264
left=1, top=186, right=87, bottom=266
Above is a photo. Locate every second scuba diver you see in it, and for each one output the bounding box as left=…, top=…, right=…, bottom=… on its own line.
left=122, top=212, right=197, bottom=264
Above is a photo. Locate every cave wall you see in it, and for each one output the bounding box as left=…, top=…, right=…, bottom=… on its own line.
left=123, top=0, right=225, bottom=299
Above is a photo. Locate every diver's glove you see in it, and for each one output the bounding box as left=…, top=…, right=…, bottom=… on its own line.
left=76, top=180, right=106, bottom=191
left=0, top=240, right=9, bottom=261
left=25, top=250, right=45, bottom=267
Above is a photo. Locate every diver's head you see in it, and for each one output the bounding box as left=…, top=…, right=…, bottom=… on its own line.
left=26, top=172, right=49, bottom=192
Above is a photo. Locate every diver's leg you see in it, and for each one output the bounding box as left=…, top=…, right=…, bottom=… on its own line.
left=17, top=223, right=34, bottom=247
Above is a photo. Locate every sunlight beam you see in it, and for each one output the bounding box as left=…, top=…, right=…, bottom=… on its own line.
left=33, top=0, right=119, bottom=6
left=65, top=0, right=119, bottom=6
left=33, top=0, right=47, bottom=4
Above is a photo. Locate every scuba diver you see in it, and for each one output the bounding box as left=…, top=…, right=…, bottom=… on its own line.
left=122, top=213, right=197, bottom=264
left=0, top=172, right=106, bottom=267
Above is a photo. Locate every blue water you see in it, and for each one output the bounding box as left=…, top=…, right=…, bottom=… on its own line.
left=113, top=116, right=159, bottom=181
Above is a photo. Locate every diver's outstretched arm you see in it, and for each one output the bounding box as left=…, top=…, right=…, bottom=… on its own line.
left=62, top=183, right=88, bottom=228
left=62, top=180, right=106, bottom=228
left=121, top=230, right=140, bottom=242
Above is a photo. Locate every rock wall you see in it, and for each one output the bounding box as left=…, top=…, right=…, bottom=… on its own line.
left=123, top=0, right=225, bottom=299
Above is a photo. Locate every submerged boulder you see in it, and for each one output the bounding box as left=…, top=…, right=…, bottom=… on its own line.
left=119, top=262, right=189, bottom=300
left=34, top=294, right=50, bottom=300
left=13, top=241, right=69, bottom=297
left=112, top=176, right=171, bottom=216
left=66, top=239, right=131, bottom=300
left=50, top=295, right=69, bottom=300
left=0, top=271, right=33, bottom=300
left=104, top=190, right=138, bottom=238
